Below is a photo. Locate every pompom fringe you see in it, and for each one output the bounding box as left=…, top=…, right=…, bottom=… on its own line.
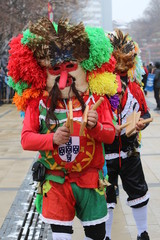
left=8, top=76, right=28, bottom=96
left=81, top=26, right=113, bottom=71
left=13, top=89, right=42, bottom=112
left=87, top=55, right=116, bottom=77
left=88, top=72, right=118, bottom=96
left=8, top=34, right=47, bottom=90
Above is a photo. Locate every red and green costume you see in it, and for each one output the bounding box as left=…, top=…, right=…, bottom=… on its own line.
left=21, top=92, right=115, bottom=225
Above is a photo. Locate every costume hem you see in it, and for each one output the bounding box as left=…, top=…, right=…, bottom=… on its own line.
left=107, top=203, right=116, bottom=209
left=40, top=214, right=73, bottom=226
left=81, top=214, right=109, bottom=226
left=127, top=192, right=150, bottom=207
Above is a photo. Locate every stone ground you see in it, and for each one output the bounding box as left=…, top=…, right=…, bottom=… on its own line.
left=0, top=91, right=160, bottom=239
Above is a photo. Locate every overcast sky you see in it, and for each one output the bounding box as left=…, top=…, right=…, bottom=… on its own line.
left=112, top=0, right=151, bottom=23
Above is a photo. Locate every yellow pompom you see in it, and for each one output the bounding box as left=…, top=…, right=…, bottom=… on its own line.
left=88, top=72, right=118, bottom=96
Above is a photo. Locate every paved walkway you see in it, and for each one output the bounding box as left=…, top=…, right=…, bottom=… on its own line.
left=0, top=91, right=160, bottom=239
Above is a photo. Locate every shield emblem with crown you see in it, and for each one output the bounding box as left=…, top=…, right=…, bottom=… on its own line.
left=58, top=137, right=80, bottom=162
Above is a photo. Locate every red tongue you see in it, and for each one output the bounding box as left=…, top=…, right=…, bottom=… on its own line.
left=59, top=71, right=68, bottom=90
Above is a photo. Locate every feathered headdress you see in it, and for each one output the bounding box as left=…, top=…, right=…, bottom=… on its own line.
left=108, top=29, right=145, bottom=86
left=128, top=41, right=145, bottom=85
left=108, top=29, right=136, bottom=74
left=22, top=17, right=90, bottom=67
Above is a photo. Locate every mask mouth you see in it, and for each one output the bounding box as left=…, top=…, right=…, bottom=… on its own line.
left=66, top=75, right=74, bottom=87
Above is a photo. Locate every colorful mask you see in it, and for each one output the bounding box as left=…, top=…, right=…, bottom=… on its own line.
left=7, top=17, right=119, bottom=112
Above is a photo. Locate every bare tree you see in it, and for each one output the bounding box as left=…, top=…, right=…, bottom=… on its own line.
left=128, top=0, right=160, bottom=63
left=0, top=0, right=87, bottom=68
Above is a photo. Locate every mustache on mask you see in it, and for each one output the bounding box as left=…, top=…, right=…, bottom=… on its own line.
left=45, top=77, right=85, bottom=131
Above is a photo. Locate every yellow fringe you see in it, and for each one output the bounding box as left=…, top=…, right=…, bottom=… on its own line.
left=88, top=72, right=118, bottom=96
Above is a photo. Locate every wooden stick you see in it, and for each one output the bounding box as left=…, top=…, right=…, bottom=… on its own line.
left=127, top=117, right=153, bottom=137
left=66, top=114, right=70, bottom=128
left=125, top=111, right=137, bottom=136
left=79, top=105, right=89, bottom=136
left=126, top=111, right=141, bottom=137
left=37, top=182, right=42, bottom=194
left=139, top=117, right=153, bottom=125
left=119, top=121, right=131, bottom=130
left=69, top=100, right=73, bottom=134
left=79, top=97, right=104, bottom=136
left=65, top=100, right=73, bottom=134
left=91, top=97, right=104, bottom=111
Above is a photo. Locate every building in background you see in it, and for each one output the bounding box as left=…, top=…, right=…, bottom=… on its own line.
left=101, top=0, right=112, bottom=31
left=81, top=0, right=113, bottom=31
left=54, top=0, right=113, bottom=31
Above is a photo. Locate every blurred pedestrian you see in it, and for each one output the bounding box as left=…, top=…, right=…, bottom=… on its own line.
left=0, top=67, right=5, bottom=105
left=153, top=61, right=160, bottom=110
left=142, top=63, right=148, bottom=96
left=147, top=62, right=153, bottom=74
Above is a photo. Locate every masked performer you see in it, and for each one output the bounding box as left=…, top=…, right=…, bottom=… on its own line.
left=7, top=17, right=120, bottom=240
left=105, top=30, right=151, bottom=240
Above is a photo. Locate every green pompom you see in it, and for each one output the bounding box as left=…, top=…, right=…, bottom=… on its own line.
left=81, top=26, right=113, bottom=71
left=8, top=76, right=28, bottom=96
left=21, top=29, right=37, bottom=45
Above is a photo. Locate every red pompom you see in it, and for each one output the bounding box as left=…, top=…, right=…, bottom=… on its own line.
left=8, top=35, right=47, bottom=90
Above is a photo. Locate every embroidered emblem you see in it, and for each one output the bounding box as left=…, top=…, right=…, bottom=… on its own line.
left=58, top=137, right=80, bottom=162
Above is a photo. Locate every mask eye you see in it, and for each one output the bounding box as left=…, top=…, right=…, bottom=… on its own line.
left=66, top=63, right=75, bottom=68
left=65, top=63, right=78, bottom=72
left=53, top=66, right=61, bottom=71
left=48, top=65, right=61, bottom=75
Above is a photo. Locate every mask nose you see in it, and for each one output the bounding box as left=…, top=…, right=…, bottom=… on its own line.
left=58, top=70, right=68, bottom=90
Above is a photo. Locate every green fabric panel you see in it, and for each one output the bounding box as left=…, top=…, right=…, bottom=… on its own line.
left=40, top=120, right=49, bottom=134
left=71, top=183, right=107, bottom=222
left=38, top=157, right=56, bottom=170
left=112, top=115, right=117, bottom=126
left=55, top=112, right=67, bottom=121
left=38, top=100, right=69, bottom=170
left=40, top=108, right=47, bottom=117
left=102, top=143, right=105, bottom=158
left=45, top=174, right=65, bottom=184
left=35, top=194, right=43, bottom=214
left=98, top=170, right=103, bottom=180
